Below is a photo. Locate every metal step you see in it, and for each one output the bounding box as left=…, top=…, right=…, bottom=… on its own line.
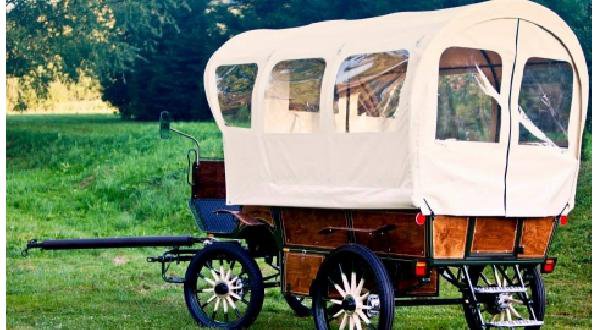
left=486, top=320, right=544, bottom=328
left=474, top=286, right=527, bottom=294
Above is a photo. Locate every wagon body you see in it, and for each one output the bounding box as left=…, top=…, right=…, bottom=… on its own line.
left=190, top=159, right=558, bottom=301
left=191, top=1, right=588, bottom=326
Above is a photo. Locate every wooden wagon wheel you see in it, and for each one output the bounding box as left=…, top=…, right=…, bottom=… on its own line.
left=184, top=242, right=264, bottom=328
left=311, top=244, right=395, bottom=330
left=462, top=265, right=545, bottom=329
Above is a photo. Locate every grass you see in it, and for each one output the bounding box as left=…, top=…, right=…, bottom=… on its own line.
left=6, top=114, right=591, bottom=329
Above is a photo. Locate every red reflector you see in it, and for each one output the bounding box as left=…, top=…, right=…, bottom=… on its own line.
left=560, top=215, right=568, bottom=226
left=542, top=258, right=556, bottom=273
left=415, top=261, right=427, bottom=277
left=416, top=212, right=426, bottom=225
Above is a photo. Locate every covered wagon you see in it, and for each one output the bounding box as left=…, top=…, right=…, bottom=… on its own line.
left=25, top=0, right=588, bottom=329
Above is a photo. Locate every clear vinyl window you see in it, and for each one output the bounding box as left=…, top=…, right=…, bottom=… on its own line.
left=436, top=47, right=502, bottom=143
left=518, top=58, right=573, bottom=148
left=333, top=50, right=409, bottom=133
left=264, top=58, right=326, bottom=133
left=216, top=63, right=258, bottom=128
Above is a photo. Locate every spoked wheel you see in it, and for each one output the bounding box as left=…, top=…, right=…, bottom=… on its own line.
left=284, top=293, right=311, bottom=317
left=462, top=265, right=545, bottom=329
left=312, top=244, right=395, bottom=330
left=184, top=243, right=264, bottom=328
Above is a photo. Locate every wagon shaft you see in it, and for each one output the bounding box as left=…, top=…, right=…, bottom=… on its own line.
left=24, top=236, right=206, bottom=253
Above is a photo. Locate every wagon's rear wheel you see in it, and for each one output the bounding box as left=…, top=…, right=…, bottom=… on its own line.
left=312, top=244, right=395, bottom=330
left=284, top=293, right=311, bottom=317
left=462, top=265, right=545, bottom=329
left=184, top=242, right=264, bottom=328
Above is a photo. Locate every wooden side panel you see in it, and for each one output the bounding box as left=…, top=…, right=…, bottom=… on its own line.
left=352, top=211, right=424, bottom=257
left=240, top=205, right=274, bottom=226
left=284, top=252, right=323, bottom=295
left=398, top=269, right=439, bottom=297
left=193, top=161, right=226, bottom=199
left=519, top=217, right=555, bottom=258
left=471, top=217, right=517, bottom=254
left=282, top=208, right=348, bottom=248
left=433, top=216, right=468, bottom=259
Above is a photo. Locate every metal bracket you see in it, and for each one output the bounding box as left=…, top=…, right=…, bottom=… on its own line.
left=318, top=224, right=396, bottom=236
left=147, top=248, right=200, bottom=284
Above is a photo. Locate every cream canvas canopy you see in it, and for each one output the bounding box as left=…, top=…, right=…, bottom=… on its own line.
left=203, top=0, right=588, bottom=217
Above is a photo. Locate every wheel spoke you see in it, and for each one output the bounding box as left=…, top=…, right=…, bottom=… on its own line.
left=507, top=298, right=523, bottom=305
left=214, top=297, right=221, bottom=312
left=509, top=305, right=522, bottom=319
left=334, top=283, right=346, bottom=297
left=339, top=313, right=348, bottom=330
left=341, top=270, right=351, bottom=294
left=356, top=309, right=370, bottom=324
left=353, top=313, right=362, bottom=330
left=332, top=308, right=344, bottom=318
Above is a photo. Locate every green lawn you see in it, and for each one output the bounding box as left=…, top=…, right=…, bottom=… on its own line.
left=6, top=114, right=591, bottom=329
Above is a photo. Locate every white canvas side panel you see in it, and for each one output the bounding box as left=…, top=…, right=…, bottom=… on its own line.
left=223, top=132, right=413, bottom=208
left=505, top=20, right=581, bottom=216
left=413, top=19, right=517, bottom=216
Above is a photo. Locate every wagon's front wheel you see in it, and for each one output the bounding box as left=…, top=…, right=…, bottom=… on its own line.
left=311, top=244, right=395, bottom=330
left=184, top=242, right=264, bottom=328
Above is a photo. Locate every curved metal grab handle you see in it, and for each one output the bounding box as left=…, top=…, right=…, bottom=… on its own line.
left=186, top=149, right=198, bottom=186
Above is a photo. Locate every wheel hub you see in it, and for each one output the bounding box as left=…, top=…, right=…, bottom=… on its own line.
left=201, top=265, right=244, bottom=314
left=341, top=296, right=357, bottom=312
left=214, top=282, right=229, bottom=295
left=330, top=271, right=376, bottom=329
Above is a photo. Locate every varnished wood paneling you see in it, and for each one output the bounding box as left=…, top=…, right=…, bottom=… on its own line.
left=519, top=217, right=555, bottom=258
left=284, top=252, right=323, bottom=295
left=240, top=206, right=274, bottom=226
left=398, top=269, right=439, bottom=297
left=471, top=217, right=517, bottom=254
left=282, top=208, right=348, bottom=248
left=193, top=161, right=226, bottom=199
left=433, top=216, right=468, bottom=259
left=352, top=211, right=424, bottom=257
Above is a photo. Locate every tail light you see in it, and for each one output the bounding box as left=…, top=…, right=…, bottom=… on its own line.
left=415, top=212, right=426, bottom=225
left=559, top=215, right=568, bottom=226
left=415, top=260, right=428, bottom=277
left=541, top=257, right=557, bottom=273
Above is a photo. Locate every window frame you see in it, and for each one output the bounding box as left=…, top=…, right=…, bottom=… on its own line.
left=263, top=57, right=328, bottom=134
left=434, top=46, right=504, bottom=144
left=332, top=49, right=411, bottom=134
left=215, top=62, right=259, bottom=129
left=516, top=57, right=574, bottom=149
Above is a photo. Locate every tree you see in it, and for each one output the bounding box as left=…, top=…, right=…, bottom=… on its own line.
left=6, top=0, right=185, bottom=111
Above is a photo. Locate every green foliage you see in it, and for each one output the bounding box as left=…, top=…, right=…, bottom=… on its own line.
left=7, top=0, right=591, bottom=128
left=6, top=0, right=186, bottom=111
left=581, top=131, right=591, bottom=161
left=7, top=74, right=114, bottom=113
left=6, top=114, right=592, bottom=328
